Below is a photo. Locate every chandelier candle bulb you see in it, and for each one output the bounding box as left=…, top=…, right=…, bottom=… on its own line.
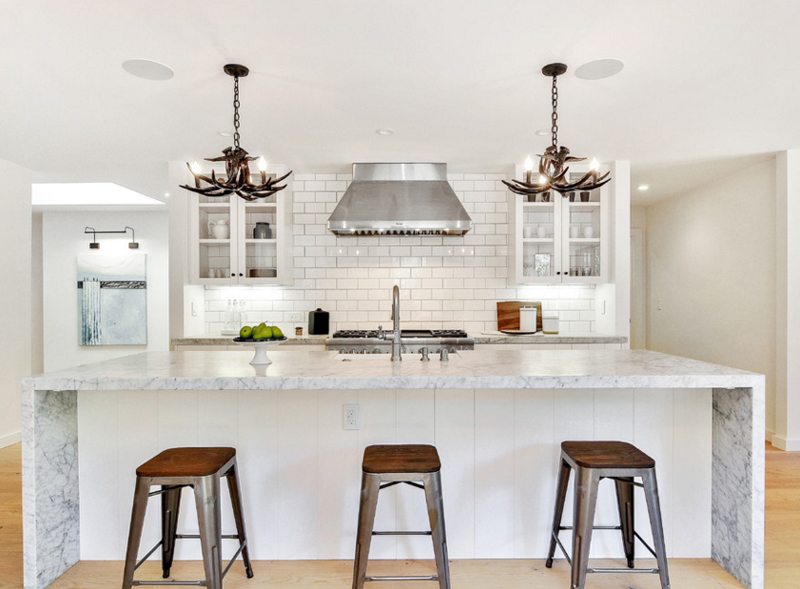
left=258, top=156, right=267, bottom=183
left=525, top=155, right=534, bottom=184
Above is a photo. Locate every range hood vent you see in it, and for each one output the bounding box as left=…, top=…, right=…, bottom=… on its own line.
left=327, top=163, right=472, bottom=236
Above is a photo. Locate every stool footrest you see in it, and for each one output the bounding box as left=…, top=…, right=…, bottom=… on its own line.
left=174, top=534, right=241, bottom=540
left=132, top=581, right=204, bottom=586
left=587, top=567, right=660, bottom=574
left=366, top=575, right=438, bottom=582
left=372, top=531, right=432, bottom=536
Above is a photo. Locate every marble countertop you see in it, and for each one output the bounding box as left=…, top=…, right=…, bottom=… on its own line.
left=25, top=349, right=761, bottom=391
left=172, top=332, right=627, bottom=346
left=474, top=332, right=627, bottom=344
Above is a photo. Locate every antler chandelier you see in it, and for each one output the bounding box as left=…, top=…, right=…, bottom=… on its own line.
left=503, top=63, right=610, bottom=197
left=180, top=64, right=291, bottom=201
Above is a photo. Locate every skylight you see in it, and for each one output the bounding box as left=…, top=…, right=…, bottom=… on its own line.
left=32, top=183, right=166, bottom=206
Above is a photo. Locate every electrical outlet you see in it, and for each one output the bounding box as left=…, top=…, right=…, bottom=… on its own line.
left=191, top=302, right=198, bottom=317
left=343, top=403, right=360, bottom=430
left=657, top=299, right=662, bottom=311
left=287, top=311, right=303, bottom=322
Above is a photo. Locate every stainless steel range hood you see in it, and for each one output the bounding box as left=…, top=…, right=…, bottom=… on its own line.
left=327, top=163, right=472, bottom=235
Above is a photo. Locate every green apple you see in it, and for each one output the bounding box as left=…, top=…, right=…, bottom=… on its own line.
left=239, top=325, right=253, bottom=339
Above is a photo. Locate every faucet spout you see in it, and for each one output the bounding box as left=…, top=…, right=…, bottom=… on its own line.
left=390, top=285, right=402, bottom=361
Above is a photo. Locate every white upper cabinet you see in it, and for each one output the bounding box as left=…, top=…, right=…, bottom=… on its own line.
left=188, top=165, right=292, bottom=285
left=508, top=163, right=610, bottom=284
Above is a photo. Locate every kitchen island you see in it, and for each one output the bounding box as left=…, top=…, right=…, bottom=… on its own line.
left=22, top=349, right=763, bottom=589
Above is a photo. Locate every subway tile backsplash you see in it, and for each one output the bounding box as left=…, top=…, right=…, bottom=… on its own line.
left=204, top=172, right=596, bottom=334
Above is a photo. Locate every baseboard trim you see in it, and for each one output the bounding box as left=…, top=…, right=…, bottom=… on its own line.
left=771, top=434, right=800, bottom=452
left=0, top=430, right=21, bottom=449
left=766, top=428, right=775, bottom=443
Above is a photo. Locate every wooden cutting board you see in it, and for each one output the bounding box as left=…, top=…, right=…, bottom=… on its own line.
left=497, top=301, right=543, bottom=332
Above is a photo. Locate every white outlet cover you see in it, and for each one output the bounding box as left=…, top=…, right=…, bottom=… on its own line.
left=343, top=403, right=360, bottom=430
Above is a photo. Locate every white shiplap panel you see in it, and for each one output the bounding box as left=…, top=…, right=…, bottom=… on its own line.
left=357, top=389, right=398, bottom=559
left=634, top=388, right=675, bottom=554
left=514, top=388, right=555, bottom=558
left=552, top=388, right=594, bottom=558
left=592, top=388, right=634, bottom=557
left=117, top=391, right=159, bottom=562
left=317, top=389, right=360, bottom=559
left=197, top=391, right=239, bottom=560
left=672, top=388, right=712, bottom=557
left=237, top=390, right=279, bottom=559
left=278, top=390, right=319, bottom=559
left=396, top=389, right=435, bottom=560
left=78, top=391, right=119, bottom=560
left=474, top=389, right=515, bottom=557
left=156, top=391, right=202, bottom=560
left=434, top=389, right=475, bottom=558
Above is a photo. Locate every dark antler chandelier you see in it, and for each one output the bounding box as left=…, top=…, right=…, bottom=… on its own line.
left=180, top=64, right=291, bottom=201
left=503, top=63, right=610, bottom=197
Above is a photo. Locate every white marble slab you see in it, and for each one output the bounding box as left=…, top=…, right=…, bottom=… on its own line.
left=24, top=349, right=762, bottom=392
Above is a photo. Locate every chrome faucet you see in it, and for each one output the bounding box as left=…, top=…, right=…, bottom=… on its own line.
left=378, top=285, right=403, bottom=361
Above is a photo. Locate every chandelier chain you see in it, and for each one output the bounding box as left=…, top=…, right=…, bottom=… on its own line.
left=233, top=75, right=241, bottom=150
left=551, top=74, right=558, bottom=148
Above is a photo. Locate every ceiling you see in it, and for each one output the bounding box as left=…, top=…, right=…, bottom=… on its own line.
left=3, top=0, right=799, bottom=205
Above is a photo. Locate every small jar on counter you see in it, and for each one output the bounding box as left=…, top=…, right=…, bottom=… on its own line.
left=542, top=314, right=559, bottom=335
left=295, top=326, right=303, bottom=336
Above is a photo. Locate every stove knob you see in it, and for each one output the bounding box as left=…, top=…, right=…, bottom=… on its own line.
left=350, top=348, right=358, bottom=354
left=372, top=348, right=383, bottom=354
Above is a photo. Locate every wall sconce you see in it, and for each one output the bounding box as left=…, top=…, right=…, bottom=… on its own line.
left=84, top=226, right=139, bottom=249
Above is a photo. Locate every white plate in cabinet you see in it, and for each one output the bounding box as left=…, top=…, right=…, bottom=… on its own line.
left=188, top=164, right=292, bottom=286
left=508, top=163, right=610, bottom=284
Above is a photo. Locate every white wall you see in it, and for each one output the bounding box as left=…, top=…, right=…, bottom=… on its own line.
left=199, top=171, right=612, bottom=336
left=31, top=212, right=44, bottom=374
left=646, top=158, right=777, bottom=436
left=42, top=210, right=170, bottom=372
left=0, top=159, right=31, bottom=448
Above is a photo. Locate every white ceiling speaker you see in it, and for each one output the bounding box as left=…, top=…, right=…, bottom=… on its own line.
left=121, top=59, right=175, bottom=81
left=575, top=59, right=625, bottom=80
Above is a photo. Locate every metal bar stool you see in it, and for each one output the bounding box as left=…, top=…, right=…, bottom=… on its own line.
left=352, top=444, right=450, bottom=589
left=122, top=447, right=254, bottom=589
left=545, top=441, right=670, bottom=589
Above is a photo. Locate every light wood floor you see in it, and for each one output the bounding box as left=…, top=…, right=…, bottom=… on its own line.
left=1, top=443, right=797, bottom=589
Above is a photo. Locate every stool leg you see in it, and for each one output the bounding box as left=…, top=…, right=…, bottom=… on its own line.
left=423, top=472, right=451, bottom=589
left=614, top=476, right=635, bottom=568
left=161, top=485, right=182, bottom=578
left=352, top=472, right=381, bottom=589
left=226, top=461, right=254, bottom=578
left=571, top=467, right=599, bottom=589
left=122, top=477, right=151, bottom=589
left=546, top=458, right=572, bottom=568
left=194, top=475, right=223, bottom=589
left=642, top=469, right=671, bottom=589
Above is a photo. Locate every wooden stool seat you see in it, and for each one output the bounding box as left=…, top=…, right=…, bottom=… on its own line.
left=561, top=440, right=655, bottom=469
left=136, top=447, right=237, bottom=478
left=362, top=444, right=441, bottom=474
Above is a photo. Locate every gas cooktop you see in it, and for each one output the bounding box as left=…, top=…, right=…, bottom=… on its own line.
left=332, top=329, right=469, bottom=339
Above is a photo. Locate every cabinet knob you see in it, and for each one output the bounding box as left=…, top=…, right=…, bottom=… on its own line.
left=239, top=273, right=243, bottom=277
left=231, top=273, right=235, bottom=277
left=556, top=271, right=561, bottom=275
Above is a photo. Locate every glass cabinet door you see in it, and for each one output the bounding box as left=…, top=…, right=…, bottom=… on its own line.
left=520, top=200, right=559, bottom=282
left=195, top=194, right=236, bottom=283
left=238, top=196, right=280, bottom=283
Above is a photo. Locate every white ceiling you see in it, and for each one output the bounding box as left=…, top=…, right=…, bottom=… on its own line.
left=3, top=1, right=799, bottom=205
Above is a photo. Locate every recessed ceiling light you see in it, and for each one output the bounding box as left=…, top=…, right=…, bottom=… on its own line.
left=638, top=184, right=649, bottom=191
left=535, top=129, right=549, bottom=136
left=218, top=131, right=234, bottom=137
left=376, top=128, right=394, bottom=136
left=575, top=58, right=624, bottom=80
left=122, top=59, right=174, bottom=81
left=164, top=192, right=170, bottom=197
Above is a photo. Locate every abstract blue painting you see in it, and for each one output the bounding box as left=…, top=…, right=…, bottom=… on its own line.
left=78, top=254, right=147, bottom=345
